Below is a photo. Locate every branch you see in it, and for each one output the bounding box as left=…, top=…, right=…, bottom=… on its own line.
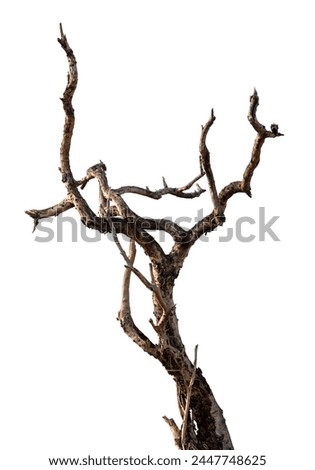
left=25, top=197, right=73, bottom=232
left=108, top=213, right=172, bottom=322
left=242, top=88, right=284, bottom=196
left=163, top=416, right=181, bottom=449
left=181, top=344, right=198, bottom=449
left=25, top=169, right=97, bottom=229
left=108, top=213, right=175, bottom=343
left=184, top=89, right=283, bottom=244
left=57, top=24, right=96, bottom=225
left=117, top=240, right=157, bottom=357
left=116, top=172, right=205, bottom=199
left=57, top=23, right=77, bottom=186
left=199, top=109, right=221, bottom=216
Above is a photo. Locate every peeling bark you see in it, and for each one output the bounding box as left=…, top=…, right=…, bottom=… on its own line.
left=26, top=26, right=283, bottom=450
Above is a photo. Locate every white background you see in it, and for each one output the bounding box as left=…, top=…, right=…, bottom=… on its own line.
left=1, top=1, right=314, bottom=468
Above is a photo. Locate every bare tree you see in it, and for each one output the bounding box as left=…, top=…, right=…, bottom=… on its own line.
left=26, top=25, right=283, bottom=450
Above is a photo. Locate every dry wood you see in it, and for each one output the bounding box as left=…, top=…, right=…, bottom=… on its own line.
left=26, top=26, right=283, bottom=450
left=181, top=345, right=198, bottom=449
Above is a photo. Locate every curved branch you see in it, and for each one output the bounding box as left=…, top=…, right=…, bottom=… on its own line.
left=25, top=169, right=97, bottom=229
left=117, top=240, right=158, bottom=358
left=116, top=172, right=206, bottom=199
left=199, top=109, right=221, bottom=216
left=57, top=24, right=96, bottom=226
left=177, top=89, right=283, bottom=247
left=25, top=197, right=73, bottom=232
left=247, top=88, right=266, bottom=134
left=57, top=23, right=77, bottom=185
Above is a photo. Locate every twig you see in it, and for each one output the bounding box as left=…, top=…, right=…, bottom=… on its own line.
left=181, top=345, right=198, bottom=449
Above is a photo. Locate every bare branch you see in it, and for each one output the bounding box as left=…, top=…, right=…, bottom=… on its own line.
left=117, top=240, right=157, bottom=357
left=163, top=416, right=181, bottom=449
left=116, top=171, right=205, bottom=199
left=199, top=109, right=221, bottom=216
left=181, top=344, right=198, bottom=449
left=183, top=89, right=283, bottom=244
left=247, top=88, right=265, bottom=134
left=25, top=197, right=73, bottom=232
left=108, top=211, right=172, bottom=323
left=25, top=168, right=97, bottom=228
left=57, top=23, right=77, bottom=184
left=241, top=89, right=284, bottom=196
left=56, top=25, right=97, bottom=227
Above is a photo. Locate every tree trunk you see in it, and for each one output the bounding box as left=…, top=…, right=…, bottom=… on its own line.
left=151, top=264, right=233, bottom=450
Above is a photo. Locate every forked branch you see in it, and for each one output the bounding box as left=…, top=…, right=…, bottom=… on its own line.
left=183, top=88, right=283, bottom=245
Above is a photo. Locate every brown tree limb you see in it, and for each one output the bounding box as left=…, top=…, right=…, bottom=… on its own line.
left=108, top=213, right=173, bottom=329
left=57, top=24, right=98, bottom=226
left=242, top=88, right=284, bottom=196
left=25, top=197, right=73, bottom=232
left=162, top=416, right=181, bottom=449
left=199, top=109, right=221, bottom=217
left=116, top=172, right=205, bottom=199
left=181, top=344, right=198, bottom=449
left=117, top=240, right=157, bottom=357
left=57, top=23, right=77, bottom=182
left=179, top=89, right=284, bottom=246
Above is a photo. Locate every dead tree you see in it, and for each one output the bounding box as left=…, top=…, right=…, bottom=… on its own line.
left=26, top=25, right=283, bottom=450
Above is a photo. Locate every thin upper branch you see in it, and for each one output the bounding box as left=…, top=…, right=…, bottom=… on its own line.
left=57, top=23, right=77, bottom=185
left=199, top=109, right=221, bottom=216
left=178, top=89, right=283, bottom=247
left=242, top=88, right=284, bottom=196
left=116, top=172, right=205, bottom=199
left=57, top=24, right=97, bottom=225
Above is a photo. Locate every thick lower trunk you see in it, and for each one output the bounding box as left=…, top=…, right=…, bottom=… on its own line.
left=152, top=265, right=233, bottom=450
left=159, top=343, right=233, bottom=450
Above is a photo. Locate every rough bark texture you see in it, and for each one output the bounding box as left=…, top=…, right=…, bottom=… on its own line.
left=26, top=25, right=283, bottom=450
